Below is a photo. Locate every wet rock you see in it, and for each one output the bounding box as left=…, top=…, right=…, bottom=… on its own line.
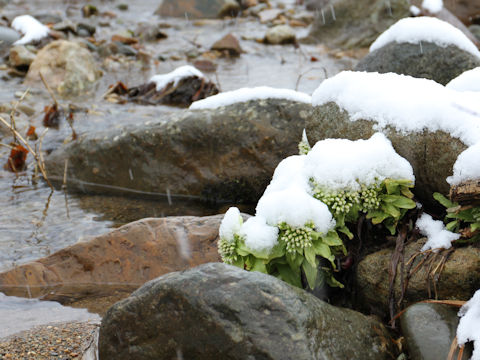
left=306, top=0, right=410, bottom=49
left=258, top=8, right=282, bottom=23
left=99, top=262, right=396, bottom=360
left=265, top=24, right=296, bottom=44
left=355, top=239, right=480, bottom=317
left=470, top=25, right=480, bottom=41
left=34, top=13, right=62, bottom=25
left=0, top=215, right=224, bottom=312
left=305, top=102, right=468, bottom=209
left=128, top=76, right=218, bottom=106
left=156, top=0, right=241, bottom=19
left=9, top=45, right=36, bottom=68
left=355, top=41, right=480, bottom=86
left=193, top=59, right=218, bottom=72
left=400, top=303, right=472, bottom=360
left=135, top=23, right=168, bottom=42
left=25, top=40, right=101, bottom=97
left=97, top=41, right=137, bottom=57
left=44, top=99, right=312, bottom=202
left=245, top=2, right=268, bottom=16
left=211, top=33, right=243, bottom=56
left=0, top=26, right=20, bottom=45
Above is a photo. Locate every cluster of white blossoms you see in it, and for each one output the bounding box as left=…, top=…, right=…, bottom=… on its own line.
left=278, top=222, right=315, bottom=254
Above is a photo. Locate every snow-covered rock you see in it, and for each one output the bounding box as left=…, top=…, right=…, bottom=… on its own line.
left=11, top=15, right=50, bottom=45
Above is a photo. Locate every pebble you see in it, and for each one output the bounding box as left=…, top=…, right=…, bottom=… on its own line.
left=265, top=25, right=296, bottom=45
left=0, top=322, right=99, bottom=359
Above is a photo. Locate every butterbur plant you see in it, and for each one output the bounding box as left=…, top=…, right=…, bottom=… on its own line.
left=433, top=192, right=480, bottom=242
left=218, top=132, right=416, bottom=290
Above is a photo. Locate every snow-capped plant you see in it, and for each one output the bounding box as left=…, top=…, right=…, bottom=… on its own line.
left=218, top=133, right=416, bottom=289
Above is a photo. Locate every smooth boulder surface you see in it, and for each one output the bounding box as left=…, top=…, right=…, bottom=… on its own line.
left=156, top=0, right=240, bottom=19
left=306, top=0, right=410, bottom=49
left=355, top=239, right=480, bottom=317
left=45, top=99, right=312, bottom=203
left=0, top=215, right=223, bottom=312
left=400, top=303, right=472, bottom=360
left=355, top=42, right=480, bottom=85
left=25, top=40, right=101, bottom=96
left=306, top=103, right=468, bottom=209
left=99, top=262, right=396, bottom=360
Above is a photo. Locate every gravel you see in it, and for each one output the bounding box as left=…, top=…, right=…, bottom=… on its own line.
left=0, top=321, right=99, bottom=359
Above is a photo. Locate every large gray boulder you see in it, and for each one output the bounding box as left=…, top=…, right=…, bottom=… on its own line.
left=305, top=0, right=410, bottom=49
left=355, top=42, right=480, bottom=85
left=44, top=99, right=312, bottom=203
left=99, top=262, right=396, bottom=360
left=355, top=239, right=480, bottom=317
left=306, top=103, right=467, bottom=209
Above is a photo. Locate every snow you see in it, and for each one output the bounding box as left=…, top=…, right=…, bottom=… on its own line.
left=369, top=17, right=480, bottom=58
left=240, top=216, right=279, bottom=252
left=422, top=0, right=443, bottom=13
left=447, top=68, right=480, bottom=92
left=11, top=15, right=50, bottom=45
left=304, top=133, right=414, bottom=191
left=189, top=86, right=311, bottom=110
left=149, top=65, right=205, bottom=91
left=256, top=186, right=335, bottom=233
left=409, top=5, right=421, bottom=16
left=263, top=155, right=309, bottom=195
left=447, top=142, right=480, bottom=185
left=219, top=207, right=242, bottom=242
left=312, top=71, right=480, bottom=146
left=457, top=290, right=480, bottom=360
left=416, top=213, right=460, bottom=251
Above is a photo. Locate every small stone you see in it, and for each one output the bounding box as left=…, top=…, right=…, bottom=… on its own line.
left=265, top=25, right=296, bottom=45
left=211, top=33, right=243, bottom=56
left=9, top=45, right=36, bottom=68
left=258, top=8, right=282, bottom=23
left=117, top=4, right=128, bottom=11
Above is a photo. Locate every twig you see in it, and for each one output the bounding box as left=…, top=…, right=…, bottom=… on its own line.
left=39, top=71, right=58, bottom=107
left=9, top=88, right=30, bottom=143
left=0, top=115, right=53, bottom=190
left=63, top=159, right=70, bottom=219
left=295, top=66, right=328, bottom=91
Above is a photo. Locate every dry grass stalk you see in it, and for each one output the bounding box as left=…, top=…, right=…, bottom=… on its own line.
left=0, top=115, right=53, bottom=190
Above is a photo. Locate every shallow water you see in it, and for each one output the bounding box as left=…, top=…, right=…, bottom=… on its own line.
left=0, top=292, right=99, bottom=338
left=0, top=0, right=355, bottom=271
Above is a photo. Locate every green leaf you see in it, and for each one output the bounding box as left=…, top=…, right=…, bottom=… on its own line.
left=400, top=186, right=414, bottom=199
left=277, top=264, right=302, bottom=288
left=302, top=259, right=318, bottom=290
left=391, top=196, right=416, bottom=209
left=384, top=179, right=399, bottom=195
left=367, top=210, right=390, bottom=224
left=286, top=251, right=303, bottom=272
left=232, top=257, right=245, bottom=269
left=446, top=220, right=459, bottom=232
left=304, top=246, right=317, bottom=267
left=337, top=225, right=354, bottom=240
left=250, top=258, right=268, bottom=273
left=433, top=192, right=457, bottom=209
left=324, top=271, right=344, bottom=288
left=313, top=242, right=335, bottom=266
left=384, top=220, right=397, bottom=235
left=471, top=222, right=480, bottom=232
left=321, top=230, right=345, bottom=246
left=381, top=203, right=401, bottom=218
